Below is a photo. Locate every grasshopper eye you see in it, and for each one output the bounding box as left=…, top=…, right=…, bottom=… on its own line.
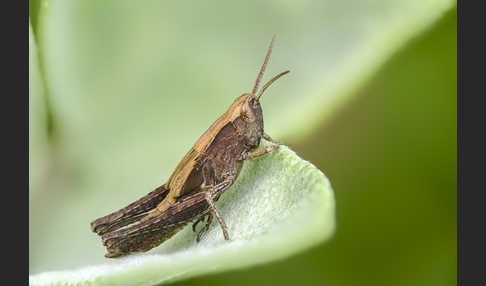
left=241, top=111, right=250, bottom=121
left=241, top=107, right=255, bottom=122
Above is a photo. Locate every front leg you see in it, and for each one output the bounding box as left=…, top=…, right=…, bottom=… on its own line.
left=238, top=133, right=281, bottom=161
left=238, top=144, right=279, bottom=161
left=263, top=132, right=281, bottom=145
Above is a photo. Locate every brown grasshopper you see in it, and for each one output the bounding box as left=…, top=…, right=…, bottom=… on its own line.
left=90, top=36, right=290, bottom=258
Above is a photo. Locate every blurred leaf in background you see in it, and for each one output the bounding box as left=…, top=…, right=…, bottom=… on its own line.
left=29, top=0, right=456, bottom=285
left=29, top=21, right=49, bottom=202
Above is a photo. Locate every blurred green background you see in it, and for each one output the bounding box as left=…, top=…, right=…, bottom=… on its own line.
left=29, top=1, right=456, bottom=285
left=179, top=10, right=457, bottom=286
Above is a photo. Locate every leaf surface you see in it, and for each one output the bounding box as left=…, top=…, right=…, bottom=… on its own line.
left=30, top=144, right=335, bottom=286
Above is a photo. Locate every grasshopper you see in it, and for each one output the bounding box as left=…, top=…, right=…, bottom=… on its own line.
left=90, top=36, right=290, bottom=258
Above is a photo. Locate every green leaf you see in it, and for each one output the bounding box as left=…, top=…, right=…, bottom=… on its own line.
left=29, top=0, right=456, bottom=283
left=29, top=21, right=48, bottom=201
left=29, top=144, right=335, bottom=286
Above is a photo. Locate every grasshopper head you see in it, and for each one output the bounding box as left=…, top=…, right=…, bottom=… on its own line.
left=238, top=36, right=290, bottom=147
left=236, top=69, right=289, bottom=148
left=230, top=36, right=290, bottom=148
left=234, top=93, right=264, bottom=148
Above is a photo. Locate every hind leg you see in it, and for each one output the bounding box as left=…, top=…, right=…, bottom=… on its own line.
left=194, top=213, right=213, bottom=242
left=192, top=214, right=206, bottom=232
left=192, top=212, right=212, bottom=233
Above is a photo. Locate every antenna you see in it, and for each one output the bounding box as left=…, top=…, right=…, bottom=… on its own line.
left=252, top=35, right=275, bottom=95
left=255, top=70, right=290, bottom=102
